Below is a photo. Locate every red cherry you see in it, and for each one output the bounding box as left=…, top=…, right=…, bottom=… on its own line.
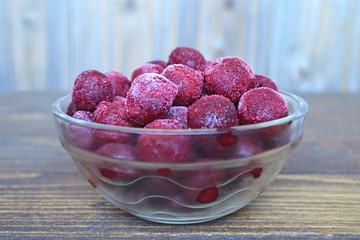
left=100, top=168, right=119, bottom=180
left=156, top=168, right=172, bottom=177
left=251, top=168, right=263, bottom=179
left=216, top=132, right=238, bottom=147
left=196, top=187, right=219, bottom=204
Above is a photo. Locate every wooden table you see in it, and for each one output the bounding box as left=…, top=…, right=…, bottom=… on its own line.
left=1, top=92, right=359, bottom=239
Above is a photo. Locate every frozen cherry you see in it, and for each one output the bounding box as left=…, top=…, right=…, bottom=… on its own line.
left=144, top=118, right=186, bottom=129
left=193, top=132, right=238, bottom=159
left=156, top=168, right=172, bottom=177
left=99, top=165, right=140, bottom=180
left=137, top=119, right=192, bottom=163
left=262, top=123, right=292, bottom=149
left=92, top=101, right=135, bottom=145
left=181, top=167, right=225, bottom=204
left=99, top=168, right=118, bottom=180
left=187, top=96, right=239, bottom=157
left=162, top=64, right=204, bottom=106
left=96, top=142, right=137, bottom=160
left=93, top=101, right=133, bottom=127
left=204, top=57, right=255, bottom=103
left=216, top=132, right=238, bottom=147
left=131, top=63, right=164, bottom=82
left=167, top=47, right=207, bottom=71
left=196, top=187, right=219, bottom=204
left=96, top=143, right=141, bottom=179
left=148, top=60, right=167, bottom=68
left=251, top=168, right=263, bottom=179
left=232, top=136, right=263, bottom=158
left=227, top=165, right=263, bottom=180
left=227, top=136, right=264, bottom=178
left=126, top=73, right=178, bottom=126
left=105, top=71, right=131, bottom=97
left=251, top=74, right=278, bottom=91
left=187, top=95, right=239, bottom=129
left=205, top=60, right=214, bottom=68
left=164, top=106, right=188, bottom=128
left=72, top=70, right=114, bottom=111
left=66, top=102, right=77, bottom=116
left=72, top=110, right=94, bottom=122
left=238, top=87, right=288, bottom=125
left=113, top=96, right=126, bottom=105
left=65, top=111, right=94, bottom=150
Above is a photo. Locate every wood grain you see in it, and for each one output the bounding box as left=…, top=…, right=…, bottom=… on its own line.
left=0, top=92, right=359, bottom=239
left=1, top=0, right=360, bottom=93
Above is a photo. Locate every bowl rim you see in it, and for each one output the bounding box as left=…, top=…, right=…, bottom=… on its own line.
left=51, top=90, right=309, bottom=134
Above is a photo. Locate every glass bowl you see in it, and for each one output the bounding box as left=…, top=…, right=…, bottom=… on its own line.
left=51, top=91, right=308, bottom=224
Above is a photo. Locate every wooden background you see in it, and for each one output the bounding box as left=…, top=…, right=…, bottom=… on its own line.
left=1, top=92, right=360, bottom=239
left=0, top=0, right=359, bottom=93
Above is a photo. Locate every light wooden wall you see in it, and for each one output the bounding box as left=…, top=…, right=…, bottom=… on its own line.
left=1, top=0, right=359, bottom=93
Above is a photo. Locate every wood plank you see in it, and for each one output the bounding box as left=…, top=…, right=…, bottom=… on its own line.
left=0, top=173, right=359, bottom=238
left=1, top=0, right=360, bottom=93
left=16, top=0, right=47, bottom=90
left=46, top=0, right=69, bottom=90
left=0, top=92, right=359, bottom=238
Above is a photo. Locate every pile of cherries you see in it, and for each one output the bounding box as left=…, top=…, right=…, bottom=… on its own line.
left=65, top=47, right=289, bottom=204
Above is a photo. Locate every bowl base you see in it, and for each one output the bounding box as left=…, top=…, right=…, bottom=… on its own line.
left=97, top=184, right=259, bottom=224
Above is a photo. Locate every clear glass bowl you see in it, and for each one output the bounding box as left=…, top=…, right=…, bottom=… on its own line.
left=52, top=91, right=308, bottom=224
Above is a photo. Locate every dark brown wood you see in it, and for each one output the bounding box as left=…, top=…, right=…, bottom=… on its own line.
left=1, top=92, right=359, bottom=239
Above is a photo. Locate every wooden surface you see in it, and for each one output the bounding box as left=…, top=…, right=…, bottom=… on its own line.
left=1, top=0, right=360, bottom=93
left=0, top=92, right=359, bottom=239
